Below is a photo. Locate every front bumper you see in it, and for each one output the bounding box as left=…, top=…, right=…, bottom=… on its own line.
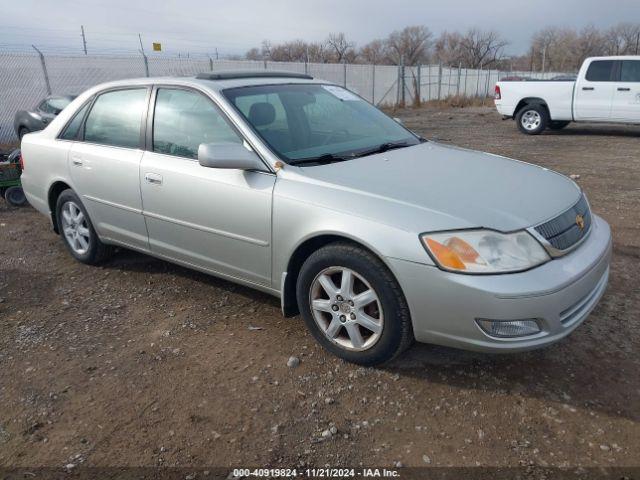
left=388, top=215, right=612, bottom=353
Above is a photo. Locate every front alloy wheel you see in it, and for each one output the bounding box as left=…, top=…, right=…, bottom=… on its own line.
left=310, top=267, right=384, bottom=351
left=297, top=242, right=413, bottom=366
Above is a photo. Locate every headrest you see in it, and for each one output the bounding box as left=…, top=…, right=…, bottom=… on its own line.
left=248, top=102, right=276, bottom=127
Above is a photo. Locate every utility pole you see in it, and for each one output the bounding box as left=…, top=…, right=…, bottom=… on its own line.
left=541, top=46, right=546, bottom=75
left=636, top=31, right=639, bottom=55
left=80, top=25, right=87, bottom=55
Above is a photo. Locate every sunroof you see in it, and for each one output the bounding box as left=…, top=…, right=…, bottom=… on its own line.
left=195, top=71, right=313, bottom=81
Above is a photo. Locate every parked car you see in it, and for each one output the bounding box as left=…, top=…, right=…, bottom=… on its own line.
left=20, top=72, right=612, bottom=365
left=14, top=95, right=76, bottom=139
left=494, top=56, right=640, bottom=134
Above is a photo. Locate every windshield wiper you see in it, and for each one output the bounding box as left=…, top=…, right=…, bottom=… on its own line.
left=288, top=140, right=415, bottom=166
left=352, top=141, right=412, bottom=159
left=288, top=153, right=354, bottom=166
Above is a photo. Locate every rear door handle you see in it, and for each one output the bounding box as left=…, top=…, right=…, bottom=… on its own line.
left=144, top=172, right=163, bottom=185
left=617, top=87, right=631, bottom=91
left=582, top=87, right=594, bottom=91
left=71, top=156, right=83, bottom=166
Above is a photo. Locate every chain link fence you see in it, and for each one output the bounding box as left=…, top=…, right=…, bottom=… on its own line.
left=0, top=50, right=572, bottom=143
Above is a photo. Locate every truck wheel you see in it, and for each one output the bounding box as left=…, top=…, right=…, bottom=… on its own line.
left=516, top=104, right=548, bottom=135
left=549, top=121, right=570, bottom=131
left=296, top=242, right=413, bottom=366
left=55, top=189, right=112, bottom=265
left=4, top=186, right=27, bottom=206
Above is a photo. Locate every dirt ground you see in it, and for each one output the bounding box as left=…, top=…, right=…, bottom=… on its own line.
left=1, top=107, right=639, bottom=472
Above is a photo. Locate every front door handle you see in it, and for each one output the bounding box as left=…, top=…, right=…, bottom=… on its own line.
left=71, top=156, right=83, bottom=166
left=144, top=173, right=163, bottom=185
left=617, top=87, right=631, bottom=91
left=582, top=87, right=594, bottom=91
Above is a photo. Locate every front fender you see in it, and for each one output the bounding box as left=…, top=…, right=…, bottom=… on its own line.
left=271, top=187, right=435, bottom=291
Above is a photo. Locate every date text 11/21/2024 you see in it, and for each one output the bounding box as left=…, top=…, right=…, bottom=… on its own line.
left=231, top=468, right=400, bottom=477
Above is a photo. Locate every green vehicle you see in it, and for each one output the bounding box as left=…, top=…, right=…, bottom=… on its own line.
left=0, top=149, right=27, bottom=206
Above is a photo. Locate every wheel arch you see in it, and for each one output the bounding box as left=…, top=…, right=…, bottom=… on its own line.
left=514, top=97, right=549, bottom=117
left=47, top=180, right=72, bottom=233
left=281, top=232, right=398, bottom=317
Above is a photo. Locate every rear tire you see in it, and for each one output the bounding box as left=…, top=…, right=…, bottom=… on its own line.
left=516, top=104, right=548, bottom=135
left=549, top=121, right=570, bottom=131
left=55, top=189, right=112, bottom=265
left=296, top=242, right=413, bottom=366
left=4, top=186, right=27, bottom=206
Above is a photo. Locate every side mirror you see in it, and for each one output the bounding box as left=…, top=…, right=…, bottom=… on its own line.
left=393, top=117, right=403, bottom=125
left=198, top=143, right=265, bottom=171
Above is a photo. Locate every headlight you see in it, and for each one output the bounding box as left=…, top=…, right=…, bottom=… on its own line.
left=420, top=229, right=550, bottom=274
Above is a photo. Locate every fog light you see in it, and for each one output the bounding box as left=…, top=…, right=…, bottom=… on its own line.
left=476, top=319, right=541, bottom=338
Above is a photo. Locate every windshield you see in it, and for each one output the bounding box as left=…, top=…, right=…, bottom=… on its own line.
left=223, top=84, right=420, bottom=164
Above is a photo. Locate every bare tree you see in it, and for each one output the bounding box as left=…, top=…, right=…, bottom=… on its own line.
left=468, top=29, right=506, bottom=67
left=604, top=23, right=640, bottom=55
left=573, top=25, right=605, bottom=68
left=306, top=42, right=332, bottom=63
left=530, top=27, right=579, bottom=71
left=268, top=40, right=308, bottom=62
left=385, top=25, right=432, bottom=65
left=358, top=39, right=386, bottom=63
left=260, top=40, right=272, bottom=60
left=326, top=32, right=355, bottom=63
left=245, top=47, right=262, bottom=61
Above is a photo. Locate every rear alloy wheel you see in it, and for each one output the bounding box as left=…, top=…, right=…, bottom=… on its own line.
left=516, top=104, right=548, bottom=135
left=4, top=186, right=27, bottom=206
left=297, top=242, right=413, bottom=366
left=61, top=201, right=91, bottom=256
left=55, top=189, right=112, bottom=264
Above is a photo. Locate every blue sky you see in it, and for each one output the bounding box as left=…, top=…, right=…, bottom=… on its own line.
left=1, top=0, right=638, bottom=55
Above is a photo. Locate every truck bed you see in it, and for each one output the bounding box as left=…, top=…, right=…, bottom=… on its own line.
left=495, top=80, right=576, bottom=120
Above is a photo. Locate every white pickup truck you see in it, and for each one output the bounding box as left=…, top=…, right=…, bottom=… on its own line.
left=494, top=56, right=640, bottom=134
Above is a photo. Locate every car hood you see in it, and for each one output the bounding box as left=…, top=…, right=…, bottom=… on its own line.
left=289, top=141, right=581, bottom=232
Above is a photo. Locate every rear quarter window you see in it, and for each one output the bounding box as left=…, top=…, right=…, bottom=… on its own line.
left=59, top=102, right=90, bottom=140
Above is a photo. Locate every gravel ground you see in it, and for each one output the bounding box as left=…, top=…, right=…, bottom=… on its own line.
left=0, top=107, right=638, bottom=470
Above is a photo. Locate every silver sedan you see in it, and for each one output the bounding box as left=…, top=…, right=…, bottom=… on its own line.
left=20, top=72, right=612, bottom=365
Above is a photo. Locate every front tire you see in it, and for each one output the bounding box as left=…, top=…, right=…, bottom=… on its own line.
left=55, top=189, right=112, bottom=265
left=516, top=104, right=548, bottom=135
left=296, top=242, right=413, bottom=366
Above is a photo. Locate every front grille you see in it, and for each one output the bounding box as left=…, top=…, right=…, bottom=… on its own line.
left=535, top=194, right=591, bottom=251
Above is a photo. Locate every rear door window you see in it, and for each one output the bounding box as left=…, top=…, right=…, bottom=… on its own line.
left=620, top=61, right=640, bottom=82
left=585, top=61, right=615, bottom=82
left=84, top=89, right=148, bottom=148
